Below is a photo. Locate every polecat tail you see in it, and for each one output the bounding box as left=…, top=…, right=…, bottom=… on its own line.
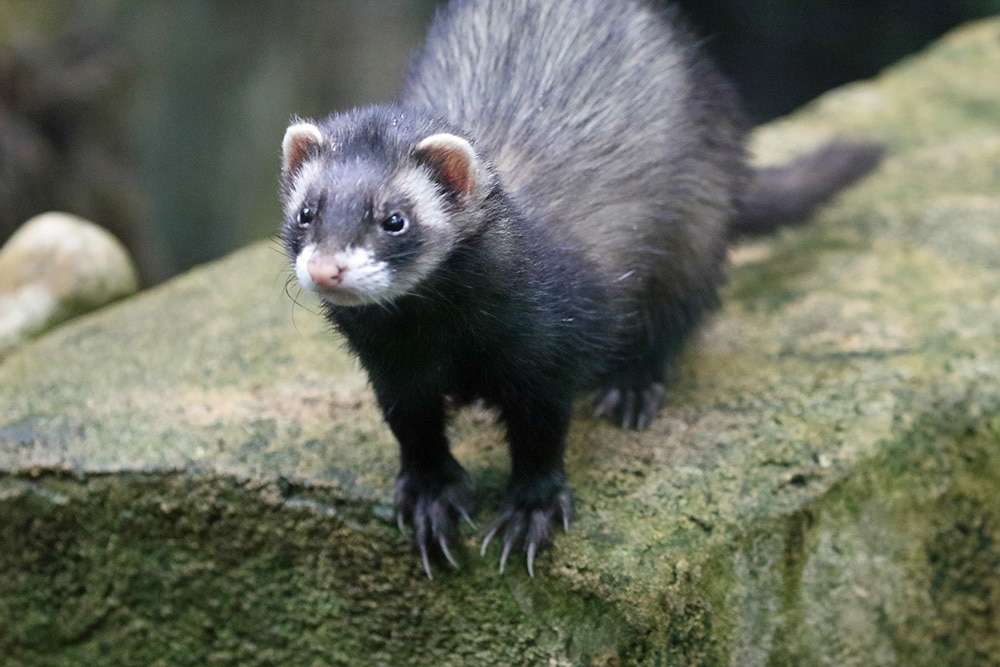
left=729, top=140, right=885, bottom=239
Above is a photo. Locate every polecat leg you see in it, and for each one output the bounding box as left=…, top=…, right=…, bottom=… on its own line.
left=592, top=363, right=669, bottom=431
left=593, top=377, right=668, bottom=431
left=482, top=394, right=575, bottom=576
left=593, top=326, right=673, bottom=430
left=377, top=392, right=475, bottom=579
left=594, top=289, right=715, bottom=430
left=394, top=461, right=475, bottom=579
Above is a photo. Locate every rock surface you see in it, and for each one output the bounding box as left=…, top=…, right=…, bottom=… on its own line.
left=2, top=19, right=1000, bottom=666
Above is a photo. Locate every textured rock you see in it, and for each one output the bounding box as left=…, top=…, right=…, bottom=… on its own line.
left=2, top=18, right=999, bottom=666
left=0, top=212, right=139, bottom=356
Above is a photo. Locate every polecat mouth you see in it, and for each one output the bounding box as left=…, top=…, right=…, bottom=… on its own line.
left=295, top=243, right=393, bottom=306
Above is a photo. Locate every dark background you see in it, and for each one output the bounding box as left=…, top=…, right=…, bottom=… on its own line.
left=2, top=0, right=998, bottom=285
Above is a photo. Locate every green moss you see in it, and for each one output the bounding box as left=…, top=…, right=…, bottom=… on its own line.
left=0, top=473, right=653, bottom=666
left=2, top=17, right=1000, bottom=666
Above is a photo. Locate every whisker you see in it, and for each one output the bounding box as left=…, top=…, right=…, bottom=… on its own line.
left=277, top=269, right=322, bottom=337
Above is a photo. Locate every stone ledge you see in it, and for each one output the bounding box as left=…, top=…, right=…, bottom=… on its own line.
left=2, top=18, right=1000, bottom=666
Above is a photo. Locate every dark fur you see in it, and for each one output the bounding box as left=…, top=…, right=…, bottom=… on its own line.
left=730, top=140, right=885, bottom=238
left=280, top=0, right=882, bottom=576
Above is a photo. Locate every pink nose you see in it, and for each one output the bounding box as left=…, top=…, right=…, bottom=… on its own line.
left=308, top=254, right=345, bottom=289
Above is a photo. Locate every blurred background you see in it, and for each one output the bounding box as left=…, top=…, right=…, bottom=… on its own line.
left=1, top=0, right=998, bottom=286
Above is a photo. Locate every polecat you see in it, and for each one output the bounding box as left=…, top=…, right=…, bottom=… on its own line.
left=279, top=0, right=883, bottom=578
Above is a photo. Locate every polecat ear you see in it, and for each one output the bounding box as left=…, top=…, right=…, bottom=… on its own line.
left=414, top=133, right=486, bottom=200
left=282, top=122, right=324, bottom=178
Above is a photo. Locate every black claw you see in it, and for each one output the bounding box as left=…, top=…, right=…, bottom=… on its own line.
left=439, top=535, right=459, bottom=569
left=592, top=387, right=621, bottom=419
left=395, top=473, right=474, bottom=579
left=559, top=492, right=574, bottom=532
left=419, top=542, right=433, bottom=581
left=593, top=382, right=666, bottom=431
left=638, top=383, right=666, bottom=430
left=620, top=391, right=638, bottom=429
left=499, top=539, right=513, bottom=574
left=481, top=487, right=575, bottom=576
left=526, top=542, right=538, bottom=578
left=480, top=523, right=500, bottom=557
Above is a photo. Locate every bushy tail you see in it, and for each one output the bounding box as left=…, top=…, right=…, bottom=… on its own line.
left=729, top=140, right=885, bottom=239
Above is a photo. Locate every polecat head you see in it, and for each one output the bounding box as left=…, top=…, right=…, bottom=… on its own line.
left=279, top=107, right=492, bottom=307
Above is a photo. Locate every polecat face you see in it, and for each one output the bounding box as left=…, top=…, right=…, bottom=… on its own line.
left=282, top=156, right=451, bottom=307
left=280, top=118, right=488, bottom=307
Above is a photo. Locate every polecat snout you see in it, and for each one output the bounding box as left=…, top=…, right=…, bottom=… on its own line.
left=279, top=0, right=882, bottom=578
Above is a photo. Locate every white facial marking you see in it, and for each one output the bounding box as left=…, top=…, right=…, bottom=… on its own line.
left=295, top=243, right=318, bottom=292
left=393, top=168, right=449, bottom=229
left=285, top=159, right=325, bottom=219
left=295, top=243, right=393, bottom=306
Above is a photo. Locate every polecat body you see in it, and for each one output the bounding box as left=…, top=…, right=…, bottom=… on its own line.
left=279, top=0, right=882, bottom=578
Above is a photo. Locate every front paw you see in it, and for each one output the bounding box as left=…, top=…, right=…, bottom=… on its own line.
left=394, top=473, right=475, bottom=580
left=480, top=484, right=574, bottom=577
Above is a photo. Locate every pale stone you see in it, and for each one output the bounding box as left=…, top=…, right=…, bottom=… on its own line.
left=0, top=212, right=139, bottom=353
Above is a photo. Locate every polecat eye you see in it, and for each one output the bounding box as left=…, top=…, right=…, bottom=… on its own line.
left=297, top=205, right=316, bottom=229
left=381, top=212, right=409, bottom=235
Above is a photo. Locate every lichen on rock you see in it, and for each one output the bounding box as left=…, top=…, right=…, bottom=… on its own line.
left=2, top=17, right=1000, bottom=667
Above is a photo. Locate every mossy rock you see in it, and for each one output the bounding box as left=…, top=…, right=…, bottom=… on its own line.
left=2, top=18, right=1000, bottom=666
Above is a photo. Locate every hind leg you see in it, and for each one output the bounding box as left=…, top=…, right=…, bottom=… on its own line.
left=592, top=346, right=671, bottom=431
left=594, top=291, right=715, bottom=430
